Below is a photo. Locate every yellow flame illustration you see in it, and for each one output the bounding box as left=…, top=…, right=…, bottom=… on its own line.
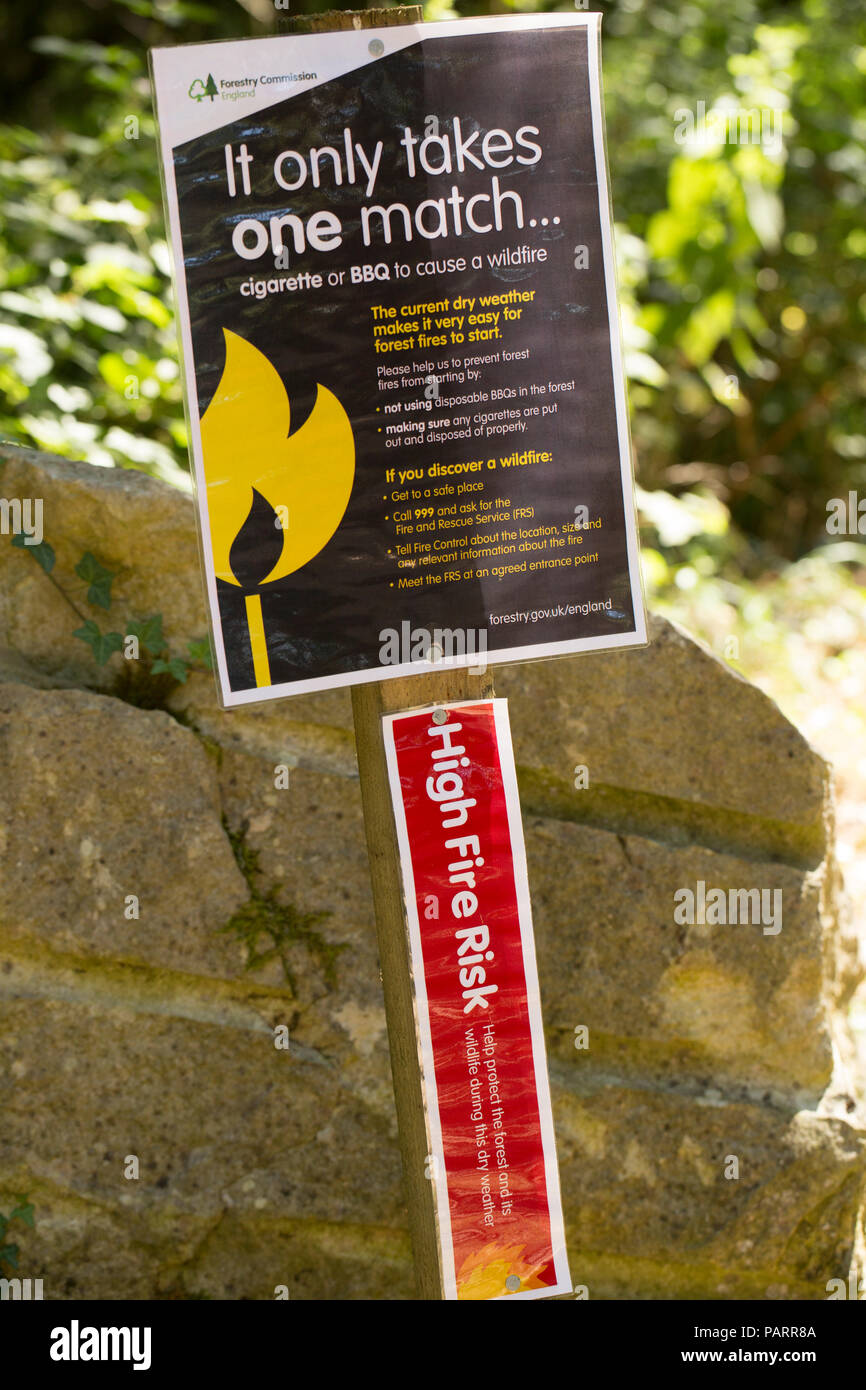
left=200, top=329, right=355, bottom=587
left=456, top=1243, right=549, bottom=1301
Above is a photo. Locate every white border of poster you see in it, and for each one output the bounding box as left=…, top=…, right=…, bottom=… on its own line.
left=152, top=14, right=646, bottom=707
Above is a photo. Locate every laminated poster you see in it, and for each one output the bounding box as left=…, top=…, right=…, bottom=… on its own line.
left=151, top=13, right=646, bottom=706
left=384, top=699, right=571, bottom=1301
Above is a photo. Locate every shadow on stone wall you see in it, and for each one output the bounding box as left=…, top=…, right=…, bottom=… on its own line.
left=0, top=444, right=864, bottom=1300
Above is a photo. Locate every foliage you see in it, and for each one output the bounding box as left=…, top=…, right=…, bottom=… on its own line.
left=8, top=528, right=213, bottom=702
left=597, top=0, right=866, bottom=558
left=0, top=0, right=863, bottom=561
left=0, top=99, right=187, bottom=487
left=0, top=1196, right=35, bottom=1273
left=638, top=484, right=866, bottom=932
left=221, top=818, right=346, bottom=998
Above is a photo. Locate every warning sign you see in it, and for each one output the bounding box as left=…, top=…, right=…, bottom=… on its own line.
left=383, top=698, right=571, bottom=1300
left=151, top=13, right=645, bottom=705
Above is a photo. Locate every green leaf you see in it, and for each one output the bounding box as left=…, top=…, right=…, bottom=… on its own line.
left=151, top=656, right=189, bottom=683
left=73, top=620, right=124, bottom=665
left=0, top=1243, right=19, bottom=1270
left=126, top=613, right=165, bottom=656
left=187, top=637, right=213, bottom=670
left=10, top=1197, right=34, bottom=1228
left=680, top=288, right=736, bottom=366
left=75, top=551, right=115, bottom=609
left=11, top=533, right=56, bottom=573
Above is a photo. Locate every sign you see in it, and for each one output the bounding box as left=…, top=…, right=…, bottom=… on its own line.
left=151, top=14, right=645, bottom=706
left=383, top=698, right=571, bottom=1300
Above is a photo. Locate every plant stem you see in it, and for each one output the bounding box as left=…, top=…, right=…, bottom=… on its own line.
left=44, top=569, right=89, bottom=623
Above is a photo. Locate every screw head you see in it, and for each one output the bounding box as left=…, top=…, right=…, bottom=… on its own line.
left=432, top=708, right=448, bottom=725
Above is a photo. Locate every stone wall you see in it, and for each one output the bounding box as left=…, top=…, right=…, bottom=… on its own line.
left=0, top=443, right=864, bottom=1299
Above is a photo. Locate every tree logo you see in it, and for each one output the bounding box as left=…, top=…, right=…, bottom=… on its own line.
left=188, top=74, right=218, bottom=102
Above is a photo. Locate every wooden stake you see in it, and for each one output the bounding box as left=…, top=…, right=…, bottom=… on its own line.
left=285, top=6, right=495, bottom=1300
left=286, top=7, right=423, bottom=34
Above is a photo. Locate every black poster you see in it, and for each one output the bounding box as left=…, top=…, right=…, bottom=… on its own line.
left=152, top=14, right=645, bottom=706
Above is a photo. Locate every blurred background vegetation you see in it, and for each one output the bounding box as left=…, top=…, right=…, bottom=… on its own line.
left=1, top=0, right=865, bottom=921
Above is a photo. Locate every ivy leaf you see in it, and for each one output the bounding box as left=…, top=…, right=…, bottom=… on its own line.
left=0, top=1243, right=19, bottom=1270
left=126, top=613, right=165, bottom=657
left=151, top=656, right=189, bottom=683
left=10, top=1197, right=34, bottom=1228
left=187, top=637, right=213, bottom=671
left=73, top=620, right=124, bottom=666
left=11, top=533, right=56, bottom=573
left=75, top=551, right=115, bottom=609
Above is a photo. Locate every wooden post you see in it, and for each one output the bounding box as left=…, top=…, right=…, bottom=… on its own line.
left=286, top=6, right=495, bottom=1300
left=286, top=7, right=423, bottom=34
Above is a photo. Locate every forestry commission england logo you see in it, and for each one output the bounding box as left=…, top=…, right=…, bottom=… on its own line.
left=185, top=73, right=317, bottom=107
left=50, top=1320, right=152, bottom=1371
left=188, top=74, right=218, bottom=101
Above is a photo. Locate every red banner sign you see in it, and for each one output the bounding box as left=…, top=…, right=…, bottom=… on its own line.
left=384, top=698, right=570, bottom=1300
